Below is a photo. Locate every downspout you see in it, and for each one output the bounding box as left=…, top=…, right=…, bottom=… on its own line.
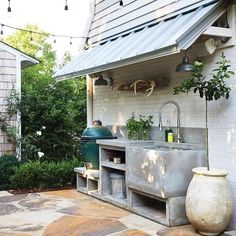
left=16, top=54, right=21, bottom=161
left=86, top=75, right=93, bottom=127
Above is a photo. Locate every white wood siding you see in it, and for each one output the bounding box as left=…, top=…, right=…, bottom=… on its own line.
left=88, top=0, right=210, bottom=44
left=0, top=50, right=17, bottom=156
left=93, top=47, right=236, bottom=229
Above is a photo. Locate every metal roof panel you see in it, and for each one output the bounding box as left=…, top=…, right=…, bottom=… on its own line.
left=54, top=1, right=224, bottom=81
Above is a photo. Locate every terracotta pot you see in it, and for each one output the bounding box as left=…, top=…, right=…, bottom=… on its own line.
left=186, top=167, right=233, bottom=236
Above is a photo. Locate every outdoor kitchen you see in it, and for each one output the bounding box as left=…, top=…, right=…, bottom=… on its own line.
left=56, top=0, right=236, bottom=234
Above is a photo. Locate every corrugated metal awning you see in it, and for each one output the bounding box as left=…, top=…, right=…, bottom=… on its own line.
left=55, top=0, right=225, bottom=81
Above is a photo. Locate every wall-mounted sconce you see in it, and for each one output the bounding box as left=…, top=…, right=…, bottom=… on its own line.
left=94, top=72, right=113, bottom=86
left=176, top=49, right=194, bottom=72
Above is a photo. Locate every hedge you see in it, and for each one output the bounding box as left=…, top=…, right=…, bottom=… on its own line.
left=0, top=154, right=19, bottom=190
left=10, top=158, right=81, bottom=190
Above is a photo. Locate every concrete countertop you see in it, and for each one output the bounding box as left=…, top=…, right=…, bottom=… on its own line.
left=154, top=141, right=206, bottom=150
left=96, top=139, right=205, bottom=150
left=96, top=139, right=154, bottom=148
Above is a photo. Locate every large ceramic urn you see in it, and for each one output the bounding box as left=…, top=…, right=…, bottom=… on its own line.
left=186, top=167, right=233, bottom=236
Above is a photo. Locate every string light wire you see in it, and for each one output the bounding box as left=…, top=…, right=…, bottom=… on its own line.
left=0, top=22, right=87, bottom=44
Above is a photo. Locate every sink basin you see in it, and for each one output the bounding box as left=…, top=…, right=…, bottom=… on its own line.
left=126, top=143, right=206, bottom=198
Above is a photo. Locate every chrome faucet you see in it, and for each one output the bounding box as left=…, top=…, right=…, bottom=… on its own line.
left=158, top=100, right=181, bottom=143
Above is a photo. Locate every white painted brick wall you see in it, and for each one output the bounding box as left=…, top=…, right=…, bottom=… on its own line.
left=93, top=47, right=236, bottom=229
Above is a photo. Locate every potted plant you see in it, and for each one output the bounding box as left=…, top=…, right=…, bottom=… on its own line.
left=125, top=113, right=140, bottom=140
left=139, top=115, right=153, bottom=140
left=173, top=53, right=234, bottom=235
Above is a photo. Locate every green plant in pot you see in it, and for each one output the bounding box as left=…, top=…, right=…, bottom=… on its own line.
left=125, top=114, right=140, bottom=140
left=139, top=115, right=153, bottom=140
left=173, top=53, right=234, bottom=235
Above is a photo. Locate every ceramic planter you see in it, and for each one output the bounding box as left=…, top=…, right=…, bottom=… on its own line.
left=186, top=167, right=233, bottom=235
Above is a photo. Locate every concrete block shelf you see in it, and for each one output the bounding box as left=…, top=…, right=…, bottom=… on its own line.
left=74, top=139, right=200, bottom=226
left=74, top=167, right=99, bottom=194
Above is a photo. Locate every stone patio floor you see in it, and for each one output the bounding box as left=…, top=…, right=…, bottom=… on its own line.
left=0, top=189, right=202, bottom=236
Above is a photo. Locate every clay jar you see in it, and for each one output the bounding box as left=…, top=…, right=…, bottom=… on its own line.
left=186, top=167, right=233, bottom=235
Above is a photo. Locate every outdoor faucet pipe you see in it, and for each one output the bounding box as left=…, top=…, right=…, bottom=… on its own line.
left=158, top=100, right=181, bottom=143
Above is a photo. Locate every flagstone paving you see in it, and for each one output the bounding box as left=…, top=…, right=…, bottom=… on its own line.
left=0, top=189, right=201, bottom=236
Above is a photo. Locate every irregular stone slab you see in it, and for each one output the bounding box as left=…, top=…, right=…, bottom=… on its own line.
left=17, top=224, right=44, bottom=232
left=0, top=194, right=27, bottom=204
left=157, top=225, right=201, bottom=236
left=19, top=193, right=58, bottom=211
left=43, top=189, right=88, bottom=200
left=111, top=229, right=150, bottom=236
left=0, top=191, right=14, bottom=197
left=120, top=214, right=166, bottom=232
left=224, top=231, right=236, bottom=236
left=42, top=215, right=127, bottom=236
left=0, top=204, right=21, bottom=215
left=58, top=200, right=129, bottom=219
left=0, top=233, right=31, bottom=236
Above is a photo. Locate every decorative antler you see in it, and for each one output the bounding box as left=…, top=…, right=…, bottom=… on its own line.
left=130, top=80, right=145, bottom=95
left=117, top=78, right=169, bottom=95
left=146, top=80, right=157, bottom=96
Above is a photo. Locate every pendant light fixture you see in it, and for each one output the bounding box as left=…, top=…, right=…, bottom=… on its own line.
left=64, top=0, right=68, bottom=10
left=7, top=0, right=11, bottom=12
left=94, top=76, right=108, bottom=86
left=176, top=49, right=194, bottom=72
left=119, top=0, right=123, bottom=6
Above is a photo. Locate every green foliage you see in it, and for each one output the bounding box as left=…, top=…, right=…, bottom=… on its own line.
left=20, top=77, right=87, bottom=161
left=0, top=88, right=21, bottom=145
left=11, top=159, right=81, bottom=189
left=173, top=53, right=234, bottom=170
left=5, top=24, right=87, bottom=161
left=173, top=53, right=234, bottom=101
left=0, top=155, right=19, bottom=190
left=126, top=113, right=153, bottom=140
left=139, top=115, right=153, bottom=130
left=125, top=113, right=140, bottom=132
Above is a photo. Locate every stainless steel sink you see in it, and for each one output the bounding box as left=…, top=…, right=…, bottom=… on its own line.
left=126, top=142, right=206, bottom=198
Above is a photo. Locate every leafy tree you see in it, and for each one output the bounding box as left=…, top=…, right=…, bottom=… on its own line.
left=6, top=24, right=87, bottom=161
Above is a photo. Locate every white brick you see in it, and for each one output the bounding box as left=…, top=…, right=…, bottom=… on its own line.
left=93, top=47, right=236, bottom=227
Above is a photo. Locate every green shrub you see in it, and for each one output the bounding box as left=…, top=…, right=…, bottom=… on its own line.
left=0, top=154, right=20, bottom=190
left=11, top=158, right=81, bottom=190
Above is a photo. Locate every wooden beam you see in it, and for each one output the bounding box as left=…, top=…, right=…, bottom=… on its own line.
left=203, top=26, right=233, bottom=37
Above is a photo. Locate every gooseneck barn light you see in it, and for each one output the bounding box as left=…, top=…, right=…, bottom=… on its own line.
left=176, top=49, right=194, bottom=72
left=94, top=73, right=113, bottom=86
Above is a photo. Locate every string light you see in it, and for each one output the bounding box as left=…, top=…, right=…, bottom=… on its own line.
left=64, top=0, right=68, bottom=10
left=0, top=22, right=87, bottom=45
left=53, top=35, right=56, bottom=44
left=6, top=0, right=71, bottom=13
left=30, top=31, right=33, bottom=42
left=7, top=0, right=11, bottom=12
left=0, top=24, right=4, bottom=35
left=119, top=0, right=123, bottom=6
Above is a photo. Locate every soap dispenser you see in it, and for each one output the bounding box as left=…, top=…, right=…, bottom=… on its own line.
left=165, top=120, right=172, bottom=142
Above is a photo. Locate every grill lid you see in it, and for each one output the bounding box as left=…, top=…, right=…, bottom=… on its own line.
left=81, top=120, right=114, bottom=140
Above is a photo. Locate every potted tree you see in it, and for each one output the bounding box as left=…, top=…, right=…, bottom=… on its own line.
left=173, top=53, right=234, bottom=235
